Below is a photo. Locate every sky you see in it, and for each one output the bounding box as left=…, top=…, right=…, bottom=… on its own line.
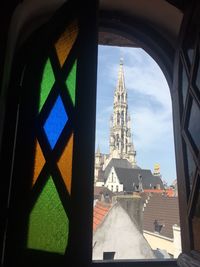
left=95, top=45, right=177, bottom=185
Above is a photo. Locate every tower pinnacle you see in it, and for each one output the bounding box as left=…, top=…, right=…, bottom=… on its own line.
left=109, top=59, right=136, bottom=166
left=116, top=58, right=126, bottom=95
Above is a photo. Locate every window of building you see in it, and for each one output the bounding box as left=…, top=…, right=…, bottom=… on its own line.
left=103, top=252, right=115, bottom=260
left=121, top=111, right=124, bottom=125
left=117, top=112, right=120, bottom=124
left=154, top=220, right=163, bottom=234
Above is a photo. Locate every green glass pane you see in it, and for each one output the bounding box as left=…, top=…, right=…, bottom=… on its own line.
left=66, top=60, right=77, bottom=106
left=27, top=176, right=69, bottom=254
left=39, top=59, right=55, bottom=112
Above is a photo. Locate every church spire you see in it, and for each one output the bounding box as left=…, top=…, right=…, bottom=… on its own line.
left=96, top=144, right=101, bottom=154
left=109, top=59, right=136, bottom=166
left=116, top=57, right=126, bottom=94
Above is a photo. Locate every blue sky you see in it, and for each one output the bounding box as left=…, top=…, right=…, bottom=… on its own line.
left=95, top=45, right=176, bottom=185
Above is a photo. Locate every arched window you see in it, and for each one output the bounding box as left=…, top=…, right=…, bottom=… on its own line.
left=2, top=0, right=200, bottom=266
left=121, top=111, right=124, bottom=125
left=117, top=111, right=120, bottom=124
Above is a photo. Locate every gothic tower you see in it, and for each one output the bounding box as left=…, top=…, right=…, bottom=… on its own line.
left=109, top=58, right=137, bottom=166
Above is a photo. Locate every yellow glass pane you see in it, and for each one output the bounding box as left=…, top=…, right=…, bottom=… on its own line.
left=55, top=20, right=78, bottom=67
left=33, top=140, right=45, bottom=186
left=57, top=133, right=74, bottom=194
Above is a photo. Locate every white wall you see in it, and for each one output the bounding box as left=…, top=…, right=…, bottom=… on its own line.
left=143, top=225, right=182, bottom=258
left=105, top=167, right=123, bottom=192
left=93, top=203, right=155, bottom=260
left=172, top=225, right=182, bottom=258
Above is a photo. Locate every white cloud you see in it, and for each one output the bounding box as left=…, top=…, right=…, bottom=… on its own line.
left=132, top=106, right=173, bottom=150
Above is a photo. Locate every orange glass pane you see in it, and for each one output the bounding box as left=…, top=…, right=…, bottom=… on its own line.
left=33, top=140, right=45, bottom=186
left=57, top=133, right=74, bottom=194
left=55, top=20, right=78, bottom=67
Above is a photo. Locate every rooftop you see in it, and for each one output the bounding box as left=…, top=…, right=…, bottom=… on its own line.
left=93, top=201, right=111, bottom=232
left=114, top=167, right=164, bottom=191
left=143, top=194, right=180, bottom=238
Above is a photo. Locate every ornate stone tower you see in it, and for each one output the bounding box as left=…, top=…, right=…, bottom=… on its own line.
left=94, top=145, right=103, bottom=183
left=109, top=58, right=137, bottom=166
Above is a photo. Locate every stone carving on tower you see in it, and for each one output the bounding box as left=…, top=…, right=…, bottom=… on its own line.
left=109, top=58, right=137, bottom=166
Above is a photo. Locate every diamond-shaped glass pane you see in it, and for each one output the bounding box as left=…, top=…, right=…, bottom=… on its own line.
left=186, top=145, right=196, bottom=191
left=66, top=60, right=77, bottom=106
left=39, top=59, right=55, bottom=112
left=27, top=176, right=69, bottom=254
left=183, top=29, right=196, bottom=70
left=44, top=95, right=68, bottom=149
left=33, top=140, right=45, bottom=186
left=57, top=133, right=74, bottom=194
left=55, top=20, right=78, bottom=67
left=187, top=48, right=194, bottom=67
left=188, top=99, right=200, bottom=152
left=195, top=57, right=200, bottom=95
left=180, top=62, right=188, bottom=108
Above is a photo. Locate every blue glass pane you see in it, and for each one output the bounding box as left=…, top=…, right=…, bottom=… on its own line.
left=44, top=95, right=68, bottom=149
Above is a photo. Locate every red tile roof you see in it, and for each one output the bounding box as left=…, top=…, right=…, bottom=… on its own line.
left=93, top=201, right=111, bottom=232
left=144, top=189, right=175, bottom=197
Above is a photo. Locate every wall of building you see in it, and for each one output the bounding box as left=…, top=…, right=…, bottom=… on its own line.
left=172, top=225, right=182, bottom=258
left=105, top=168, right=123, bottom=192
left=115, top=195, right=143, bottom=232
left=143, top=226, right=181, bottom=258
left=93, top=203, right=155, bottom=260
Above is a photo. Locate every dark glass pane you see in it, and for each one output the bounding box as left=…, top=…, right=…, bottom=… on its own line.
left=180, top=62, right=188, bottom=107
left=183, top=29, right=196, bottom=70
left=186, top=145, right=196, bottom=190
left=188, top=99, right=200, bottom=152
left=195, top=58, right=200, bottom=94
left=187, top=48, right=194, bottom=66
left=192, top=177, right=200, bottom=251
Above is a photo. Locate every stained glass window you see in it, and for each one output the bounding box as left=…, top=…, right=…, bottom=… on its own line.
left=27, top=19, right=79, bottom=255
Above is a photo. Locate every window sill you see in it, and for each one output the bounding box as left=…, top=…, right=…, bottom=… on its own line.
left=92, top=259, right=177, bottom=267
